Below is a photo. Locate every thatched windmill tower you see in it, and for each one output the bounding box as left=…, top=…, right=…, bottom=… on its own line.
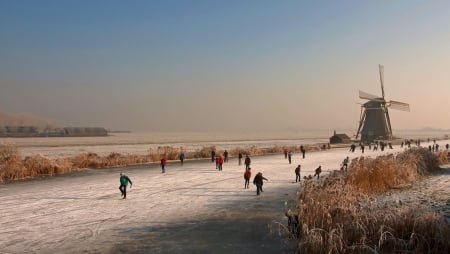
left=355, top=65, right=410, bottom=142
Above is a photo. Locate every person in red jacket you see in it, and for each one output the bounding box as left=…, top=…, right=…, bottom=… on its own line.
left=160, top=157, right=167, bottom=173
left=244, top=168, right=252, bottom=189
left=217, top=155, right=224, bottom=171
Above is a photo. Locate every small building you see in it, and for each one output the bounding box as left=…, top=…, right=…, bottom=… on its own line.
left=329, top=130, right=351, bottom=144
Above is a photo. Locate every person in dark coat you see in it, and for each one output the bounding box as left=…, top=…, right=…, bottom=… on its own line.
left=211, top=150, right=216, bottom=163
left=244, top=155, right=251, bottom=170
left=295, top=165, right=301, bottom=182
left=313, top=165, right=322, bottom=179
left=341, top=156, right=349, bottom=171
left=253, top=172, right=268, bottom=195
left=300, top=145, right=306, bottom=159
left=288, top=151, right=292, bottom=164
left=244, top=168, right=252, bottom=189
left=223, top=150, right=229, bottom=163
left=119, top=172, right=132, bottom=199
left=238, top=152, right=243, bottom=165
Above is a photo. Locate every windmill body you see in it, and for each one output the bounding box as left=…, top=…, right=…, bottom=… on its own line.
left=356, top=65, right=409, bottom=142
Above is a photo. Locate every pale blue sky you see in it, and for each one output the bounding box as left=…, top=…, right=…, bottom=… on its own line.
left=1, top=1, right=449, bottom=132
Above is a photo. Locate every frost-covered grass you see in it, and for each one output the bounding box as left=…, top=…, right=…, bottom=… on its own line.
left=295, top=148, right=450, bottom=253
left=0, top=142, right=320, bottom=182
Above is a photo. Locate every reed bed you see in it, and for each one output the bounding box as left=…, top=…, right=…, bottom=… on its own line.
left=294, top=148, right=450, bottom=253
left=0, top=142, right=324, bottom=182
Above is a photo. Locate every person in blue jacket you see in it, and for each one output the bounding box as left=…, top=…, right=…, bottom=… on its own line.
left=119, top=172, right=132, bottom=199
left=179, top=151, right=185, bottom=166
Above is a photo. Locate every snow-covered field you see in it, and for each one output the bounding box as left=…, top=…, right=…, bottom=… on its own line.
left=0, top=140, right=449, bottom=253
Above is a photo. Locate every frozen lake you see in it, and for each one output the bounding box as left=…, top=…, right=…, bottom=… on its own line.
left=1, top=139, right=449, bottom=253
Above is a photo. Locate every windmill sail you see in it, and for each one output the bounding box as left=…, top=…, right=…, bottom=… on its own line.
left=388, top=100, right=410, bottom=111
left=379, top=64, right=385, bottom=99
left=359, top=90, right=379, bottom=100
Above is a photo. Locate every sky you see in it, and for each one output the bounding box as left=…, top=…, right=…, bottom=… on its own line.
left=1, top=0, right=449, bottom=132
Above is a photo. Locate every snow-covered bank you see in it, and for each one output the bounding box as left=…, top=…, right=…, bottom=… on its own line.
left=0, top=140, right=449, bottom=253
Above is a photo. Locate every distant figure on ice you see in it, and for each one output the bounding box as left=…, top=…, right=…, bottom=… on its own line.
left=295, top=165, right=301, bottom=182
left=446, top=144, right=449, bottom=150
left=360, top=144, right=365, bottom=154
left=244, top=155, right=251, bottom=170
left=288, top=151, right=293, bottom=164
left=223, top=150, right=229, bottom=163
left=253, top=172, right=268, bottom=195
left=238, top=152, right=243, bottom=165
left=341, top=156, right=349, bottom=171
left=179, top=151, right=185, bottom=166
left=160, top=157, right=167, bottom=173
left=350, top=144, right=356, bottom=152
left=244, top=168, right=252, bottom=189
left=313, top=165, right=322, bottom=179
left=300, top=145, right=306, bottom=159
left=284, top=148, right=288, bottom=159
left=216, top=155, right=224, bottom=171
left=119, top=172, right=132, bottom=199
left=211, top=150, right=216, bottom=163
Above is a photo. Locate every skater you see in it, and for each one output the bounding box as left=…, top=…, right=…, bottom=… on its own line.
left=288, top=151, right=292, bottom=164
left=341, top=156, right=349, bottom=170
left=244, top=168, right=252, bottom=189
left=119, top=172, right=132, bottom=199
left=244, top=155, right=251, bottom=170
left=313, top=165, right=322, bottom=179
left=211, top=150, right=216, bottom=163
left=446, top=143, right=449, bottom=150
left=179, top=151, right=185, bottom=166
left=216, top=155, right=224, bottom=171
left=300, top=145, right=306, bottom=159
left=284, top=149, right=288, bottom=159
left=295, top=165, right=301, bottom=182
left=238, top=152, right=243, bottom=166
left=160, top=157, right=167, bottom=173
left=253, top=172, right=268, bottom=195
left=223, top=150, right=229, bottom=163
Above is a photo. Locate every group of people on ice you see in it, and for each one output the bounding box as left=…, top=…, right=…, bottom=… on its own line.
left=118, top=143, right=353, bottom=199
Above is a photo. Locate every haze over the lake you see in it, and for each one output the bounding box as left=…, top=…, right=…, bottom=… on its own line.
left=1, top=1, right=449, bottom=132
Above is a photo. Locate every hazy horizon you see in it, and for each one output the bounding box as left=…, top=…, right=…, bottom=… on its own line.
left=1, top=1, right=449, bottom=132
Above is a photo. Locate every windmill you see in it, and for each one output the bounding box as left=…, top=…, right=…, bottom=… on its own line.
left=355, top=65, right=410, bottom=142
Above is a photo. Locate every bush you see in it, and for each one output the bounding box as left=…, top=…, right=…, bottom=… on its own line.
left=294, top=148, right=450, bottom=253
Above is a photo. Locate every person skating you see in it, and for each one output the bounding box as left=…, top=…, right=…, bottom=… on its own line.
left=217, top=155, right=224, bottom=171
left=295, top=165, right=301, bottom=182
left=119, top=172, right=132, bottom=199
left=313, top=165, right=322, bottom=179
left=238, top=152, right=243, bottom=166
left=244, top=155, right=251, bottom=170
left=341, top=156, right=349, bottom=171
left=253, top=172, right=268, bottom=195
left=300, top=145, right=306, bottom=159
left=223, top=150, right=229, bottom=163
left=244, top=168, right=252, bottom=189
left=179, top=151, right=185, bottom=166
left=211, top=150, right=216, bottom=163
left=288, top=151, right=292, bottom=164
left=160, top=157, right=167, bottom=173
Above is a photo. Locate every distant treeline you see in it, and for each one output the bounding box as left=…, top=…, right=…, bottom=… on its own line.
left=0, top=126, right=108, bottom=137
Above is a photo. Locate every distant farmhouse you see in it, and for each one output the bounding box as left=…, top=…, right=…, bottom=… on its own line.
left=0, top=126, right=108, bottom=137
left=329, top=130, right=351, bottom=144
